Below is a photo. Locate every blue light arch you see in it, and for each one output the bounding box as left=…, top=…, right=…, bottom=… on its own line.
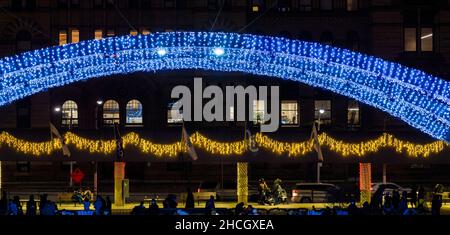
left=0, top=32, right=449, bottom=141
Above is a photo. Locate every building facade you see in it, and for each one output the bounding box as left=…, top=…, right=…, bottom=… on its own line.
left=0, top=0, right=450, bottom=192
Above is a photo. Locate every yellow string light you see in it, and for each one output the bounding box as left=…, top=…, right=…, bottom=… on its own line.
left=0, top=131, right=448, bottom=158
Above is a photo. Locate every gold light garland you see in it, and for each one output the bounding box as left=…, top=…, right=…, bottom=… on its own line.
left=0, top=131, right=448, bottom=158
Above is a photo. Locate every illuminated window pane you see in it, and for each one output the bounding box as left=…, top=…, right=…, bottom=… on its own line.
left=347, top=0, right=358, bottom=11
left=167, top=102, right=183, bottom=124
left=253, top=100, right=265, bottom=124
left=404, top=28, right=417, bottom=52
left=141, top=28, right=150, bottom=35
left=347, top=100, right=360, bottom=127
left=281, top=101, right=298, bottom=125
left=229, top=106, right=234, bottom=121
left=130, top=30, right=138, bottom=36
left=421, top=28, right=433, bottom=52
left=62, top=100, right=78, bottom=128
left=252, top=5, right=259, bottom=12
left=107, top=29, right=115, bottom=37
left=71, top=29, right=79, bottom=43
left=314, top=100, right=331, bottom=124
left=59, top=30, right=67, bottom=45
left=126, top=100, right=143, bottom=125
left=94, top=29, right=103, bottom=39
left=103, top=100, right=120, bottom=125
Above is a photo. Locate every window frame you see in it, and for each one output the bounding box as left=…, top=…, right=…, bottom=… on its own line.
left=61, top=100, right=79, bottom=129
left=102, top=99, right=120, bottom=126
left=420, top=27, right=433, bottom=52
left=252, top=100, right=266, bottom=125
left=314, top=100, right=332, bottom=125
left=167, top=101, right=183, bottom=125
left=125, top=99, right=143, bottom=126
left=280, top=100, right=299, bottom=126
left=347, top=100, right=360, bottom=129
left=403, top=27, right=417, bottom=52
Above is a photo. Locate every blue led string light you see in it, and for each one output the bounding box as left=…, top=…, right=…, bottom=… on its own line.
left=0, top=32, right=449, bottom=141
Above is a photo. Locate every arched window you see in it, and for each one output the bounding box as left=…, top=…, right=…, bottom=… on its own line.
left=62, top=100, right=78, bottom=128
left=103, top=100, right=120, bottom=125
left=126, top=99, right=143, bottom=125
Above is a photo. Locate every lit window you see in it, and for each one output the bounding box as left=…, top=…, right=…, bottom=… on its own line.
left=61, top=100, right=78, bottom=128
left=299, top=0, right=312, bottom=11
left=71, top=29, right=79, bottom=43
left=94, top=29, right=103, bottom=40
left=130, top=30, right=138, bottom=36
left=252, top=5, right=259, bottom=12
left=347, top=100, right=360, bottom=127
left=314, top=100, right=331, bottom=124
left=167, top=102, right=183, bottom=124
left=347, top=0, right=358, bottom=11
left=141, top=28, right=151, bottom=35
left=229, top=106, right=234, bottom=121
left=106, top=29, right=115, bottom=37
left=421, top=28, right=433, bottom=52
left=253, top=100, right=265, bottom=124
left=126, top=100, right=143, bottom=125
left=404, top=28, right=417, bottom=52
left=103, top=100, right=120, bottom=125
left=59, top=30, right=68, bottom=45
left=281, top=101, right=298, bottom=125
left=320, top=0, right=332, bottom=10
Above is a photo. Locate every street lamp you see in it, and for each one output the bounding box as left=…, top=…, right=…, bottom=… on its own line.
left=95, top=100, right=103, bottom=130
left=54, top=107, right=61, bottom=112
left=318, top=109, right=324, bottom=131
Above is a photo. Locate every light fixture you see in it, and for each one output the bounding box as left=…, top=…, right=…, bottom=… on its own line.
left=54, top=107, right=61, bottom=112
left=96, top=100, right=103, bottom=105
left=319, top=109, right=325, bottom=114
left=156, top=48, right=167, bottom=56
left=213, top=47, right=225, bottom=56
left=0, top=32, right=449, bottom=141
left=421, top=34, right=433, bottom=39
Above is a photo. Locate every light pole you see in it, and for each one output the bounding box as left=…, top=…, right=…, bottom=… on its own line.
left=317, top=109, right=325, bottom=183
left=94, top=100, right=102, bottom=196
left=95, top=99, right=103, bottom=130
left=318, top=109, right=324, bottom=131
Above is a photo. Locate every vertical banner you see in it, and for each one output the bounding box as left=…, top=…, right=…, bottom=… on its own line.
left=359, top=163, right=372, bottom=205
left=237, top=162, right=248, bottom=205
left=114, top=162, right=126, bottom=206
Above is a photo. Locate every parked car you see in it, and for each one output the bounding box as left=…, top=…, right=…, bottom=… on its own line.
left=291, top=183, right=341, bottom=203
left=371, top=182, right=412, bottom=196
left=195, top=181, right=259, bottom=202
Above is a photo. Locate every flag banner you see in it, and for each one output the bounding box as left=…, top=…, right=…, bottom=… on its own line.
left=181, top=124, right=198, bottom=160
left=49, top=122, right=71, bottom=157
left=114, top=123, right=124, bottom=161
left=310, top=123, right=323, bottom=162
left=245, top=129, right=259, bottom=152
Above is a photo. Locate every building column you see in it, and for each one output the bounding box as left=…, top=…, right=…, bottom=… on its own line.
left=237, top=162, right=248, bottom=205
left=114, top=162, right=126, bottom=206
left=359, top=163, right=372, bottom=205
